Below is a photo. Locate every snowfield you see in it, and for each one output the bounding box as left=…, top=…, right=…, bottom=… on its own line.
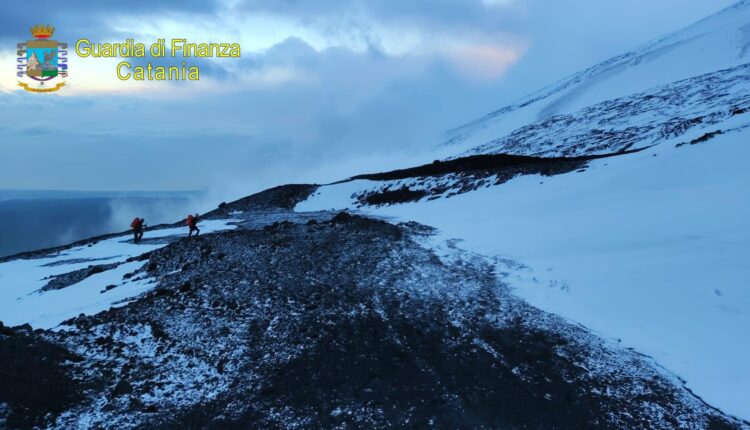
left=0, top=219, right=238, bottom=329
left=443, top=0, right=750, bottom=156
left=297, top=122, right=750, bottom=420
left=296, top=2, right=750, bottom=419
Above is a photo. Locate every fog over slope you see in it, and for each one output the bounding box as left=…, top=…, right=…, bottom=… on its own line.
left=0, top=191, right=203, bottom=258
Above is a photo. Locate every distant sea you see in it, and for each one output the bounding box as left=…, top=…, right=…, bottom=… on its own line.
left=0, top=190, right=205, bottom=258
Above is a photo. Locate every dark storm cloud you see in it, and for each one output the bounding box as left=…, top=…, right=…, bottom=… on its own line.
left=0, top=0, right=222, bottom=41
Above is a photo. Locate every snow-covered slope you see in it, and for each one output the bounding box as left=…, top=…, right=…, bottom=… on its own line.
left=0, top=220, right=237, bottom=329
left=3, top=206, right=741, bottom=429
left=2, top=3, right=749, bottom=428
left=298, top=126, right=750, bottom=420
left=458, top=64, right=750, bottom=157
left=297, top=1, right=750, bottom=421
left=444, top=0, right=750, bottom=156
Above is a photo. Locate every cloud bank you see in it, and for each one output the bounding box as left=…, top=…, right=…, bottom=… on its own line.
left=0, top=0, right=737, bottom=200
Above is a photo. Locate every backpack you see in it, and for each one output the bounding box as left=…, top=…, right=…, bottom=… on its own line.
left=186, top=215, right=195, bottom=227
left=131, top=218, right=141, bottom=229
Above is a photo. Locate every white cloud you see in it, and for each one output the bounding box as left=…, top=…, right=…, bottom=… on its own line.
left=449, top=43, right=527, bottom=79
left=0, top=0, right=737, bottom=191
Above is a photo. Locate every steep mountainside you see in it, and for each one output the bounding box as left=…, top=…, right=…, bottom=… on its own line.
left=297, top=1, right=750, bottom=422
left=443, top=0, right=750, bottom=156
left=2, top=3, right=749, bottom=429
left=458, top=64, right=749, bottom=157
left=0, top=189, right=745, bottom=429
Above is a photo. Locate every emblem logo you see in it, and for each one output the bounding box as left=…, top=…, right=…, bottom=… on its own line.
left=17, top=25, right=68, bottom=93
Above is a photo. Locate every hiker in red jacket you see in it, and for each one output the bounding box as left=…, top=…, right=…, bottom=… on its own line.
left=187, top=213, right=200, bottom=237
left=131, top=217, right=145, bottom=243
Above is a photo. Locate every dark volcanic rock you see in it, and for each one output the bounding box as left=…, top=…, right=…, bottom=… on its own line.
left=349, top=153, right=611, bottom=205
left=0, top=322, right=14, bottom=337
left=0, top=180, right=743, bottom=429
left=111, top=380, right=133, bottom=398
left=361, top=185, right=428, bottom=205
left=331, top=211, right=354, bottom=223
left=42, top=262, right=121, bottom=292
left=8, top=214, right=738, bottom=429
left=348, top=151, right=636, bottom=182
left=0, top=330, right=87, bottom=429
left=204, top=184, right=318, bottom=217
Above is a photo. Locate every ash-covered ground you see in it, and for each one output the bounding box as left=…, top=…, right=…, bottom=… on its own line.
left=0, top=185, right=745, bottom=430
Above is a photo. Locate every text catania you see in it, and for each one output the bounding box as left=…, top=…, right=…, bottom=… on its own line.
left=74, top=38, right=241, bottom=81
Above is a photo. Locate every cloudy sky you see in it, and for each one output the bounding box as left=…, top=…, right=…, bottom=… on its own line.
left=0, top=0, right=736, bottom=201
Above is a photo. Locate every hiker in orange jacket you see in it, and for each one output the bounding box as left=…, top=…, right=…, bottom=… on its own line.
left=187, top=213, right=200, bottom=237
left=131, top=217, right=145, bottom=243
